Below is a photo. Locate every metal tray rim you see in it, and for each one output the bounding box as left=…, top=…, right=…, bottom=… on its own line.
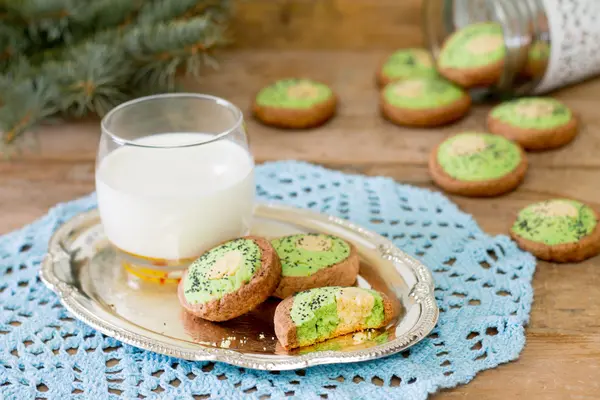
left=40, top=203, right=439, bottom=371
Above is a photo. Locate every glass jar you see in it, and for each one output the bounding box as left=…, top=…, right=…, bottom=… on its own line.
left=423, top=0, right=600, bottom=97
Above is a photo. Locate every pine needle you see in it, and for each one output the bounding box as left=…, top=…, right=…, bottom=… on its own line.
left=125, top=16, right=227, bottom=90
left=0, top=0, right=232, bottom=145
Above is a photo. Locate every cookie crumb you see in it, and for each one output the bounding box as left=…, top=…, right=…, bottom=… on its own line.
left=352, top=331, right=372, bottom=344
left=220, top=338, right=232, bottom=348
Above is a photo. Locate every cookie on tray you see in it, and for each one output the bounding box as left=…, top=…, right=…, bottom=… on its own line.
left=380, top=77, right=471, bottom=127
left=377, top=48, right=438, bottom=87
left=487, top=97, right=578, bottom=151
left=437, top=22, right=505, bottom=88
left=271, top=233, right=359, bottom=299
left=252, top=78, right=336, bottom=129
left=510, top=199, right=600, bottom=263
left=429, top=132, right=527, bottom=197
left=274, top=286, right=395, bottom=350
left=178, top=236, right=281, bottom=321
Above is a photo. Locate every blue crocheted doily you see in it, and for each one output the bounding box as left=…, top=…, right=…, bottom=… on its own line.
left=0, top=160, right=536, bottom=400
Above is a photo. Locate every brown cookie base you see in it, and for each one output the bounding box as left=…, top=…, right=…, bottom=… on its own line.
left=522, top=57, right=548, bottom=80
left=252, top=94, right=337, bottom=129
left=510, top=208, right=600, bottom=263
left=376, top=67, right=395, bottom=88
left=487, top=114, right=578, bottom=151
left=274, top=290, right=395, bottom=350
left=438, top=59, right=504, bottom=89
left=428, top=137, right=528, bottom=197
left=273, top=243, right=360, bottom=299
left=380, top=93, right=471, bottom=127
left=178, top=236, right=282, bottom=322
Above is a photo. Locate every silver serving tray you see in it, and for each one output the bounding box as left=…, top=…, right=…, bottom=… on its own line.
left=40, top=203, right=438, bottom=371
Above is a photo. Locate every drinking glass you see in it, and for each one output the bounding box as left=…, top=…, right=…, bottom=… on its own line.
left=96, top=94, right=255, bottom=284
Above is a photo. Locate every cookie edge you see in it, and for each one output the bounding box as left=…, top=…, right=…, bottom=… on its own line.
left=428, top=134, right=528, bottom=197
left=178, top=235, right=282, bottom=322
left=438, top=59, right=504, bottom=88
left=380, top=89, right=471, bottom=127
left=272, top=242, right=360, bottom=299
left=252, top=81, right=337, bottom=129
left=487, top=108, right=578, bottom=151
left=509, top=205, right=600, bottom=263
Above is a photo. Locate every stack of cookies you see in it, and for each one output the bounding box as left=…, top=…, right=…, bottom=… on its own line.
left=178, top=233, right=395, bottom=350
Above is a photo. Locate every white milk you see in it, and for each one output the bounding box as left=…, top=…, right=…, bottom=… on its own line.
left=95, top=133, right=255, bottom=261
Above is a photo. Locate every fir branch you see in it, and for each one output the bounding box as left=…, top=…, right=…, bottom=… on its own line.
left=75, top=0, right=144, bottom=32
left=0, top=75, right=58, bottom=143
left=2, top=0, right=89, bottom=43
left=136, top=0, right=229, bottom=24
left=43, top=43, right=134, bottom=117
left=0, top=0, right=234, bottom=146
left=124, top=16, right=228, bottom=90
left=0, top=25, right=30, bottom=66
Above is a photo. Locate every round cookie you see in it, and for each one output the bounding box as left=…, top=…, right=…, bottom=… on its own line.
left=252, top=78, right=336, bottom=129
left=271, top=233, right=360, bottom=299
left=438, top=22, right=505, bottom=88
left=178, top=236, right=281, bottom=321
left=487, top=97, right=578, bottom=151
left=380, top=77, right=471, bottom=127
left=377, top=48, right=438, bottom=87
left=510, top=199, right=600, bottom=262
left=429, top=132, right=527, bottom=197
left=273, top=286, right=395, bottom=349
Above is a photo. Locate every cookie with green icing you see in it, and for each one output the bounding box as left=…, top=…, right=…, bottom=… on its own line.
left=252, top=78, right=336, bottom=129
left=523, top=41, right=550, bottom=78
left=178, top=236, right=281, bottom=321
left=271, top=233, right=359, bottom=299
left=429, top=132, right=528, bottom=197
left=510, top=199, right=600, bottom=262
left=273, top=286, right=395, bottom=349
left=377, top=48, right=438, bottom=86
left=488, top=97, right=578, bottom=150
left=380, top=77, right=471, bottom=127
left=438, top=22, right=505, bottom=88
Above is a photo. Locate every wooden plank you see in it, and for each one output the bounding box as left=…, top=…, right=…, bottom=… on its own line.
left=231, top=0, right=424, bottom=50
left=434, top=333, right=600, bottom=399
left=15, top=51, right=600, bottom=170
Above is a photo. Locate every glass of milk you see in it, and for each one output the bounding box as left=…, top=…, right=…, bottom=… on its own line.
left=95, top=94, right=255, bottom=284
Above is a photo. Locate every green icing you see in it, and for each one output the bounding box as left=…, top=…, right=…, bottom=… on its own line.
left=255, top=78, right=332, bottom=109
left=182, top=238, right=261, bottom=305
left=437, top=132, right=521, bottom=181
left=490, top=97, right=571, bottom=129
left=512, top=199, right=597, bottom=245
left=271, top=233, right=350, bottom=277
left=383, top=78, right=465, bottom=109
left=528, top=41, right=550, bottom=61
left=439, top=22, right=505, bottom=68
left=365, top=294, right=384, bottom=327
left=291, top=287, right=340, bottom=347
left=381, top=48, right=438, bottom=80
left=290, top=287, right=385, bottom=347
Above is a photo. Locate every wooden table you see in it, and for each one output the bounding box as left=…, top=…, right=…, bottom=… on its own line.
left=2, top=1, right=600, bottom=398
